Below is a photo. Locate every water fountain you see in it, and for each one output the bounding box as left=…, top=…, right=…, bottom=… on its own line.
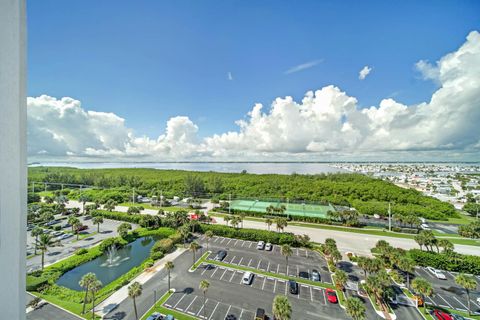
left=101, top=244, right=129, bottom=267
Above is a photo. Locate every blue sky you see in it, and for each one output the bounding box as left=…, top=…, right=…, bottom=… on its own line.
left=27, top=1, right=480, bottom=161
left=28, top=0, right=480, bottom=137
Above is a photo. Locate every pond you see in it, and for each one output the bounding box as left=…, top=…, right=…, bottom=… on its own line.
left=56, top=236, right=156, bottom=291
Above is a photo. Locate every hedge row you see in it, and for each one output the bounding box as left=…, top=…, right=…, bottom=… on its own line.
left=91, top=209, right=143, bottom=224
left=408, top=249, right=480, bottom=275
left=26, top=275, right=49, bottom=291
left=198, top=224, right=300, bottom=246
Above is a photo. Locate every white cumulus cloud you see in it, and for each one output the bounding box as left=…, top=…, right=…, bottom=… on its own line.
left=358, top=65, right=372, bottom=80
left=28, top=31, right=480, bottom=161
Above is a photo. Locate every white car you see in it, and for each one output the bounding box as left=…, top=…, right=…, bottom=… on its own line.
left=426, top=267, right=446, bottom=280
left=265, top=243, right=272, bottom=251
left=257, top=241, right=265, bottom=250
left=242, top=272, right=253, bottom=285
left=421, top=223, right=430, bottom=230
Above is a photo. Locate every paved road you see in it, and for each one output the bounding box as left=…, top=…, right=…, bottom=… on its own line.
left=64, top=200, right=478, bottom=256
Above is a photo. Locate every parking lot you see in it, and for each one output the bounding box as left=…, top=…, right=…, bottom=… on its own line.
left=26, top=215, right=130, bottom=272
left=199, top=235, right=332, bottom=284
left=414, top=267, right=480, bottom=314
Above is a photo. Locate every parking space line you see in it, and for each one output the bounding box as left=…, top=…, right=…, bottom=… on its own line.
left=219, top=268, right=228, bottom=280
left=238, top=257, right=243, bottom=266
left=296, top=248, right=299, bottom=256
left=197, top=298, right=209, bottom=317
left=248, top=259, right=252, bottom=267
left=201, top=265, right=208, bottom=275
left=230, top=256, right=236, bottom=264
left=173, top=293, right=186, bottom=308
left=185, top=296, right=197, bottom=313
left=262, top=276, right=266, bottom=290
left=286, top=266, right=289, bottom=275
left=452, top=296, right=468, bottom=311
left=234, top=239, right=239, bottom=246
left=227, top=238, right=233, bottom=245
left=267, top=261, right=270, bottom=272
left=211, top=267, right=219, bottom=278
left=426, top=296, right=435, bottom=305
left=276, top=264, right=279, bottom=274
left=242, top=241, right=247, bottom=247
left=323, top=289, right=327, bottom=304
left=257, top=260, right=261, bottom=269
left=229, top=271, right=236, bottom=282
left=471, top=298, right=480, bottom=309
left=213, top=237, right=219, bottom=243
left=437, top=294, right=453, bottom=308
left=239, top=309, right=244, bottom=319
left=249, top=242, right=253, bottom=248
left=273, top=279, right=277, bottom=292
left=296, top=265, right=299, bottom=277
left=284, top=281, right=288, bottom=295
left=306, top=250, right=308, bottom=258
left=223, top=305, right=232, bottom=320
left=209, top=301, right=220, bottom=320
left=221, top=237, right=226, bottom=244
left=310, top=287, right=313, bottom=302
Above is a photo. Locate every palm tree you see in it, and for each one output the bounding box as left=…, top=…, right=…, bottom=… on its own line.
left=455, top=274, right=477, bottom=315
left=68, top=216, right=80, bottom=233
left=189, top=241, right=200, bottom=266
left=92, top=216, right=104, bottom=233
left=438, top=239, right=454, bottom=253
left=104, top=199, right=117, bottom=212
left=357, top=256, right=369, bottom=277
left=79, top=272, right=97, bottom=314
left=265, top=218, right=273, bottom=231
left=224, top=214, right=231, bottom=226
left=239, top=212, right=246, bottom=228
left=89, top=279, right=102, bottom=319
left=272, top=295, right=292, bottom=320
left=179, top=225, right=190, bottom=247
left=397, top=257, right=414, bottom=288
left=79, top=194, right=90, bottom=214
left=345, top=297, right=366, bottom=320
left=165, top=261, right=174, bottom=291
left=37, top=233, right=54, bottom=270
left=128, top=281, right=142, bottom=320
left=199, top=280, right=210, bottom=320
left=31, top=227, right=43, bottom=255
left=334, top=269, right=348, bottom=291
left=205, top=230, right=213, bottom=250
left=412, top=277, right=433, bottom=314
left=72, top=219, right=83, bottom=240
left=281, top=244, right=293, bottom=271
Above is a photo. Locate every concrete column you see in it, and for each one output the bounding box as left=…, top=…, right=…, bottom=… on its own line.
left=0, top=0, right=27, bottom=319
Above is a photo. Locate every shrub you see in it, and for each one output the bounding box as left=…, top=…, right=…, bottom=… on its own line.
left=99, top=237, right=128, bottom=252
left=168, top=232, right=183, bottom=244
left=91, top=210, right=142, bottom=224
left=408, top=249, right=480, bottom=275
left=26, top=275, right=49, bottom=291
left=144, top=259, right=154, bottom=268
left=198, top=224, right=299, bottom=246
left=151, top=251, right=164, bottom=261
left=75, top=248, right=88, bottom=255
left=53, top=225, right=62, bottom=231
left=151, top=238, right=174, bottom=255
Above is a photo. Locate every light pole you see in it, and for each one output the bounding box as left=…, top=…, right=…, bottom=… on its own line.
left=388, top=202, right=392, bottom=232
left=228, top=193, right=231, bottom=214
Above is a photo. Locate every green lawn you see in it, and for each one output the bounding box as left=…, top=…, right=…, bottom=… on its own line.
left=427, top=214, right=476, bottom=225
left=30, top=291, right=101, bottom=319
left=140, top=290, right=197, bottom=320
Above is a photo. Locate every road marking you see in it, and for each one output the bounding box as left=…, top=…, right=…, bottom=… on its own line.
left=262, top=276, right=267, bottom=290
left=185, top=296, right=197, bottom=312
left=221, top=237, right=226, bottom=244
left=296, top=248, right=299, bottom=256
left=211, top=267, right=219, bottom=278
left=223, top=305, right=232, bottom=320
left=249, top=241, right=253, bottom=248
left=238, top=257, right=243, bottom=266
left=242, top=240, right=247, bottom=247
left=229, top=271, right=236, bottom=282
left=230, top=256, right=236, bottom=264
left=286, top=265, right=289, bottom=276
left=276, top=264, right=279, bottom=274
left=471, top=298, right=480, bottom=308
left=306, top=250, right=309, bottom=258
left=227, top=238, right=233, bottom=245
left=220, top=268, right=228, bottom=280
left=267, top=261, right=270, bottom=272
left=173, top=293, right=186, bottom=308
left=197, top=298, right=209, bottom=317
left=285, top=281, right=288, bottom=295
left=426, top=296, right=435, bottom=305
left=310, top=286, right=313, bottom=302
left=257, top=260, right=261, bottom=269
left=208, top=301, right=220, bottom=319
left=201, top=265, right=208, bottom=275
left=452, top=296, right=468, bottom=310
left=273, top=279, right=277, bottom=292
left=436, top=294, right=453, bottom=308
left=248, top=259, right=252, bottom=267
left=213, top=237, right=219, bottom=243
left=234, top=239, right=239, bottom=246
left=296, top=265, right=299, bottom=277
left=239, top=308, right=244, bottom=319
left=323, top=289, right=327, bottom=305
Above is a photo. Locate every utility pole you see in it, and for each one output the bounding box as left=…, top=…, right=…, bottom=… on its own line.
left=132, top=188, right=135, bottom=204
left=388, top=202, right=392, bottom=232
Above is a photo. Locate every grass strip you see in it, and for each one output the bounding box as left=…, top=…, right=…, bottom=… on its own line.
left=190, top=251, right=210, bottom=271
left=426, top=305, right=480, bottom=320
left=140, top=290, right=197, bottom=320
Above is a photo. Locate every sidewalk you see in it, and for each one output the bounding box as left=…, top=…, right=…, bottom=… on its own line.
left=95, top=247, right=186, bottom=318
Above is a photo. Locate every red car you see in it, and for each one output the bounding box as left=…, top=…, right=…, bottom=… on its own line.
left=326, top=288, right=338, bottom=304
left=76, top=225, right=88, bottom=232
left=433, top=309, right=453, bottom=320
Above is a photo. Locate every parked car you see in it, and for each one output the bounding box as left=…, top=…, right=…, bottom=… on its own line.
left=62, top=223, right=71, bottom=229
left=257, top=241, right=265, bottom=250
left=45, top=220, right=59, bottom=226
left=214, top=250, right=227, bottom=261
left=58, top=233, right=73, bottom=240
left=76, top=225, right=88, bottom=232
left=265, top=243, right=272, bottom=251
left=311, top=269, right=321, bottom=281
left=254, top=308, right=266, bottom=320
left=326, top=288, right=338, bottom=303
left=242, top=272, right=254, bottom=285
left=27, top=224, right=34, bottom=231
left=52, top=231, right=63, bottom=237
left=288, top=280, right=298, bottom=294
left=426, top=267, right=447, bottom=280
left=451, top=314, right=466, bottom=320
left=146, top=312, right=162, bottom=320
left=164, top=315, right=174, bottom=320
left=42, top=229, right=51, bottom=234
left=421, top=223, right=430, bottom=230
left=432, top=309, right=452, bottom=320
left=299, top=271, right=309, bottom=279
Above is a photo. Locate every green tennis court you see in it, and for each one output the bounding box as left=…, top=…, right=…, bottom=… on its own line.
left=229, top=199, right=335, bottom=218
